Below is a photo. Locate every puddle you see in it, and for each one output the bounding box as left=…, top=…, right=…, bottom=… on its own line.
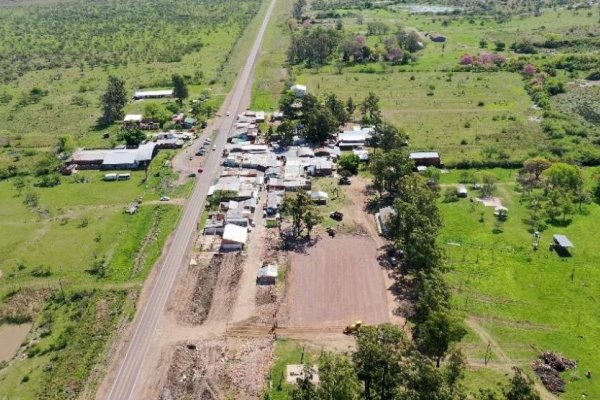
left=0, top=323, right=32, bottom=362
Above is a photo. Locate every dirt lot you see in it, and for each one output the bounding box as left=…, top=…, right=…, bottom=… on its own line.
left=286, top=234, right=389, bottom=327
left=159, top=337, right=273, bottom=400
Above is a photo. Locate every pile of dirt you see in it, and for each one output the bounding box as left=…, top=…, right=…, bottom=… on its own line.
left=182, top=255, right=224, bottom=325
left=532, top=351, right=577, bottom=394
left=180, top=252, right=244, bottom=325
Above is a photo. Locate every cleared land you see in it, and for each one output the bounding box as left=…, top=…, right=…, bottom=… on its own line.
left=287, top=235, right=389, bottom=327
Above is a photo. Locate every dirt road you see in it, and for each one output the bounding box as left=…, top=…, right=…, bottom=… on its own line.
left=100, top=0, right=277, bottom=398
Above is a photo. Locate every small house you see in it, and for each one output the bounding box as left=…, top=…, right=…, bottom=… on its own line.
left=123, top=114, right=143, bottom=129
left=133, top=89, right=174, bottom=100
left=183, top=117, right=196, bottom=129
left=257, top=264, right=278, bottom=285
left=221, top=224, right=248, bottom=251
left=311, top=191, right=329, bottom=205
left=409, top=151, right=441, bottom=167
left=291, top=84, right=307, bottom=97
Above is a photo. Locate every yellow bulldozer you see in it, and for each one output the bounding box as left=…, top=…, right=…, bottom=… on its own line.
left=343, top=320, right=363, bottom=335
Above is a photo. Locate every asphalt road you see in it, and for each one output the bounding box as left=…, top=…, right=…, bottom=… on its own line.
left=105, top=0, right=276, bottom=398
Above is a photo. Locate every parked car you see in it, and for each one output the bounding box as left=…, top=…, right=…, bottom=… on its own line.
left=188, top=173, right=196, bottom=178
left=212, top=145, right=216, bottom=151
left=198, top=168, right=203, bottom=173
left=160, top=196, right=171, bottom=201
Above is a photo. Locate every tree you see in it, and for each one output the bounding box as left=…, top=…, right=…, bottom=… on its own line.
left=56, top=135, right=75, bottom=155
left=415, top=311, right=467, bottom=367
left=101, top=76, right=127, bottom=126
left=24, top=191, right=39, bottom=208
left=360, top=92, right=382, bottom=125
left=280, top=91, right=299, bottom=119
left=121, top=129, right=146, bottom=146
left=304, top=209, right=323, bottom=239
left=283, top=191, right=318, bottom=239
left=371, top=122, right=407, bottom=150
left=413, top=270, right=451, bottom=325
left=292, top=0, right=306, bottom=20
left=543, top=162, right=583, bottom=194
left=368, top=149, right=413, bottom=194
left=303, top=108, right=338, bottom=143
left=480, top=172, right=497, bottom=197
left=346, top=97, right=356, bottom=117
left=172, top=74, right=188, bottom=106
left=353, top=324, right=407, bottom=400
left=143, top=102, right=172, bottom=126
left=518, top=157, right=552, bottom=189
left=544, top=188, right=573, bottom=223
left=276, top=121, right=296, bottom=146
left=290, top=365, right=317, bottom=400
left=504, top=368, right=540, bottom=400
left=338, top=153, right=360, bottom=175
left=325, top=92, right=348, bottom=125
left=318, top=352, right=360, bottom=400
left=444, top=349, right=466, bottom=394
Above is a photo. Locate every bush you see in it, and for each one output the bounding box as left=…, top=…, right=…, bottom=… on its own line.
left=338, top=153, right=360, bottom=175
left=586, top=70, right=600, bottom=81
left=442, top=187, right=459, bottom=203
left=30, top=266, right=52, bottom=277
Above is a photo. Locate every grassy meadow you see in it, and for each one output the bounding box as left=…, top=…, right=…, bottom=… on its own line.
left=0, top=0, right=271, bottom=397
left=296, top=71, right=542, bottom=163
left=438, top=168, right=600, bottom=398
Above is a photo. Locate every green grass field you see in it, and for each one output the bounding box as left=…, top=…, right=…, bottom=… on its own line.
left=296, top=71, right=542, bottom=163
left=438, top=169, right=600, bottom=398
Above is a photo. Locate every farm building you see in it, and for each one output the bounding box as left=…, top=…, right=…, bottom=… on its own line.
left=353, top=148, right=370, bottom=161
left=221, top=224, right=248, bottom=251
left=183, top=117, right=196, bottom=129
left=71, top=142, right=157, bottom=170
left=307, top=158, right=333, bottom=177
left=291, top=84, right=307, bottom=97
left=338, top=128, right=374, bottom=149
left=457, top=184, right=468, bottom=197
left=257, top=264, right=278, bottom=285
left=133, top=89, right=174, bottom=100
left=409, top=151, right=441, bottom=167
left=123, top=114, right=143, bottom=129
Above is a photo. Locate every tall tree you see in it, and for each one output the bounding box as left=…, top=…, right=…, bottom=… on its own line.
left=504, top=368, right=540, bottom=400
left=415, top=311, right=467, bottom=367
left=325, top=92, right=348, bottom=125
left=318, top=353, right=360, bottom=400
left=542, top=162, right=583, bottom=194
left=290, top=365, right=317, bottom=400
left=360, top=92, right=382, bottom=125
left=276, top=121, right=296, bottom=146
left=371, top=122, right=407, bottom=150
left=353, top=324, right=407, bottom=400
left=101, top=76, right=127, bottom=126
left=346, top=96, right=356, bottom=117
left=303, top=108, right=338, bottom=143
left=172, top=74, right=188, bottom=106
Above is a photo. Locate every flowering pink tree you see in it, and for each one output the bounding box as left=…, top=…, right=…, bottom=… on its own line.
left=460, top=54, right=474, bottom=65
left=523, top=64, right=537, bottom=75
left=386, top=45, right=403, bottom=61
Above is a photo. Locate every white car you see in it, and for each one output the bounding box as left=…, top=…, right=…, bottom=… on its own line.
left=212, top=145, right=217, bottom=151
left=226, top=111, right=230, bottom=116
left=160, top=196, right=170, bottom=201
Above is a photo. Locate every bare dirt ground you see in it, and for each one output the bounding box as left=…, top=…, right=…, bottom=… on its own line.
left=159, top=337, right=273, bottom=400
left=286, top=234, right=389, bottom=327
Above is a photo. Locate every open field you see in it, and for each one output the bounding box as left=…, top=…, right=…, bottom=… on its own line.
left=287, top=235, right=388, bottom=327
left=297, top=71, right=542, bottom=163
left=0, top=0, right=262, bottom=174
left=438, top=169, right=600, bottom=398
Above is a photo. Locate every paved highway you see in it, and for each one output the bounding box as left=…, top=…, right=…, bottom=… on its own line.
left=106, top=0, right=276, bottom=397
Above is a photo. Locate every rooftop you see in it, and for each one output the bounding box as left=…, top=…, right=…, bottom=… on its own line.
left=410, top=151, right=440, bottom=159
left=222, top=224, right=248, bottom=244
left=553, top=234, right=574, bottom=248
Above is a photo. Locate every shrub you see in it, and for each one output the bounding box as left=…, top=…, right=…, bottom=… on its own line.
left=442, top=187, right=459, bottom=203
left=30, top=266, right=52, bottom=277
left=338, top=153, right=360, bottom=175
